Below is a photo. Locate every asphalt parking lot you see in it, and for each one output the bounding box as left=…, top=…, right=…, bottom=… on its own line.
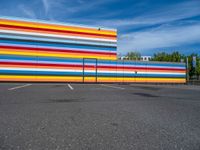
left=0, top=83, right=200, bottom=150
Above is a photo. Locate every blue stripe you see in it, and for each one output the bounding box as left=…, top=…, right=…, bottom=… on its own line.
left=0, top=54, right=186, bottom=70
left=125, top=61, right=185, bottom=67
left=0, top=70, right=185, bottom=78
left=0, top=70, right=83, bottom=76
left=98, top=73, right=185, bottom=78
left=0, top=55, right=83, bottom=63
left=0, top=38, right=117, bottom=52
left=0, top=34, right=117, bottom=47
left=98, top=60, right=185, bottom=67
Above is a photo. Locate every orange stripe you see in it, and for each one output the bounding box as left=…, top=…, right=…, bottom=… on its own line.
left=0, top=78, right=82, bottom=82
left=0, top=76, right=185, bottom=83
left=0, top=64, right=185, bottom=73
left=0, top=26, right=117, bottom=40
left=121, top=68, right=185, bottom=73
left=0, top=19, right=116, bottom=36
left=0, top=64, right=83, bottom=70
left=0, top=48, right=116, bottom=57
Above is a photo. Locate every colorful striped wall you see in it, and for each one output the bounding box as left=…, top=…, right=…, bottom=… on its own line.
left=0, top=17, right=117, bottom=60
left=0, top=17, right=186, bottom=83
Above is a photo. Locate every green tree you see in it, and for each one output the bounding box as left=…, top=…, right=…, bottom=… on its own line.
left=188, top=54, right=195, bottom=79
left=151, top=51, right=183, bottom=62
left=151, top=51, right=200, bottom=80
left=171, top=51, right=182, bottom=62
left=125, top=52, right=141, bottom=60
left=196, top=56, right=200, bottom=79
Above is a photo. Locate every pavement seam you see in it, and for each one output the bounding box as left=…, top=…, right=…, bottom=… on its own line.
left=8, top=84, right=32, bottom=91
left=100, top=84, right=125, bottom=90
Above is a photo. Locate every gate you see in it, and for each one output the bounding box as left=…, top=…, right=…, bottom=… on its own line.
left=83, top=58, right=97, bottom=83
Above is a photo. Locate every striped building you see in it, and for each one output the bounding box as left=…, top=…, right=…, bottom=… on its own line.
left=0, top=17, right=186, bottom=83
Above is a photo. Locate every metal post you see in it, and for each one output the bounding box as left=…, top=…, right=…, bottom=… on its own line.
left=95, top=59, right=97, bottom=83
left=83, top=59, right=85, bottom=83
left=186, top=57, right=189, bottom=83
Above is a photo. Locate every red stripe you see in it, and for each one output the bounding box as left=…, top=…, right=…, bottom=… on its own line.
left=97, top=65, right=185, bottom=71
left=0, top=61, right=95, bottom=68
left=0, top=24, right=116, bottom=38
left=0, top=61, right=185, bottom=71
left=0, top=45, right=116, bottom=56
left=105, top=66, right=185, bottom=71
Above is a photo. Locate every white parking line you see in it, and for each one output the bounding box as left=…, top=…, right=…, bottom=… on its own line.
left=67, top=84, right=74, bottom=90
left=100, top=84, right=125, bottom=90
left=8, top=84, right=32, bottom=91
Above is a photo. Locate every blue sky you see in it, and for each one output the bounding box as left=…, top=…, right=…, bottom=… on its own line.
left=0, top=0, right=200, bottom=56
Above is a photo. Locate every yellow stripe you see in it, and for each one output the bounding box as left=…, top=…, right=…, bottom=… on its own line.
left=0, top=75, right=94, bottom=82
left=83, top=77, right=97, bottom=82
left=0, top=75, right=82, bottom=82
left=97, top=78, right=117, bottom=82
left=98, top=77, right=186, bottom=83
left=0, top=75, right=82, bottom=79
left=0, top=51, right=117, bottom=60
left=0, top=19, right=117, bottom=36
left=0, top=75, right=186, bottom=83
left=0, top=48, right=116, bottom=58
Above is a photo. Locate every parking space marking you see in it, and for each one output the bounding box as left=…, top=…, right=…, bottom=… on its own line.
left=8, top=84, right=32, bottom=91
left=100, top=84, right=125, bottom=90
left=67, top=84, right=74, bottom=90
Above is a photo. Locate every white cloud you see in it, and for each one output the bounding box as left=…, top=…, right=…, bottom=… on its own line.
left=118, top=23, right=200, bottom=53
left=94, top=1, right=200, bottom=28
left=41, top=0, right=49, bottom=14
left=40, top=0, right=118, bottom=18
left=18, top=5, right=36, bottom=19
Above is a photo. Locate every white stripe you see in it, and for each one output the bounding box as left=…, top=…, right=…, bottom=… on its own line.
left=0, top=43, right=116, bottom=53
left=135, top=71, right=185, bottom=75
left=99, top=70, right=184, bottom=75
left=98, top=64, right=185, bottom=69
left=37, top=61, right=82, bottom=65
left=0, top=34, right=116, bottom=47
left=0, top=30, right=117, bottom=43
left=101, top=84, right=124, bottom=90
left=67, top=84, right=74, bottom=90
left=0, top=67, right=185, bottom=75
left=0, top=60, right=83, bottom=65
left=0, top=67, right=82, bottom=72
left=123, top=65, right=184, bottom=69
left=8, top=84, right=32, bottom=91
